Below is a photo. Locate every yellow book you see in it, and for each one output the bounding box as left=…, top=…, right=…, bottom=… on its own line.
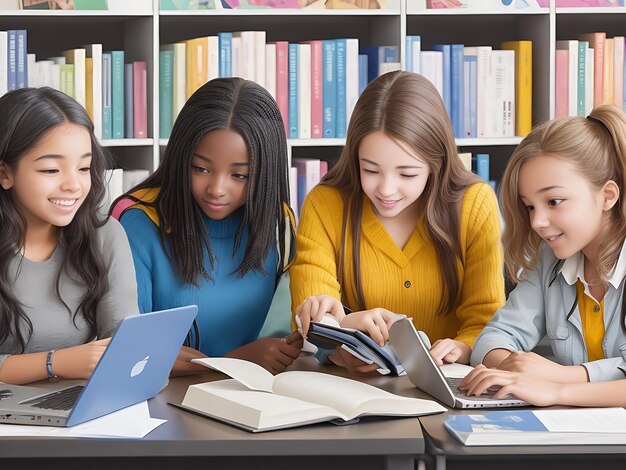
left=185, top=37, right=208, bottom=99
left=85, top=57, right=94, bottom=122
left=604, top=38, right=614, bottom=106
left=501, top=40, right=532, bottom=136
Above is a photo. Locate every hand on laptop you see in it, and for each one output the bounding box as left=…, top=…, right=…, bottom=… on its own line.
left=429, top=338, right=471, bottom=365
left=494, top=351, right=588, bottom=383
left=226, top=332, right=304, bottom=375
left=457, top=364, right=561, bottom=406
left=296, top=295, right=345, bottom=338
left=54, top=338, right=111, bottom=380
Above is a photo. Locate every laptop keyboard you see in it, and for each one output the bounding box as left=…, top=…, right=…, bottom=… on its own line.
left=446, top=377, right=501, bottom=401
left=22, top=385, right=84, bottom=411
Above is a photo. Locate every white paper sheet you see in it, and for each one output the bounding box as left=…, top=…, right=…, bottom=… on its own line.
left=0, top=401, right=165, bottom=438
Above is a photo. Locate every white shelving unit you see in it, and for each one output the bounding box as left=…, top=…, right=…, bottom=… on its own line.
left=1, top=0, right=620, bottom=178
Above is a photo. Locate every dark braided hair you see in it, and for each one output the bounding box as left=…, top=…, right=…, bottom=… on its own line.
left=0, top=87, right=111, bottom=351
left=115, top=78, right=290, bottom=284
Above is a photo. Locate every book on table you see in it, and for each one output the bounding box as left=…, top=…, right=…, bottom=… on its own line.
left=174, top=357, right=446, bottom=432
left=444, top=408, right=626, bottom=446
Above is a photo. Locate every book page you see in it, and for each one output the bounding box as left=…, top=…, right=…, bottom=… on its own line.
left=191, top=357, right=274, bottom=393
left=182, top=379, right=345, bottom=431
left=272, top=370, right=443, bottom=419
left=534, top=408, right=626, bottom=433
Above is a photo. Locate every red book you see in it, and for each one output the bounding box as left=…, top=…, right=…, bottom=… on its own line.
left=133, top=61, right=147, bottom=139
left=274, top=41, right=289, bottom=137
left=555, top=50, right=569, bottom=119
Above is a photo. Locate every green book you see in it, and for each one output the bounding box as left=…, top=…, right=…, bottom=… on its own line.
left=159, top=50, right=174, bottom=139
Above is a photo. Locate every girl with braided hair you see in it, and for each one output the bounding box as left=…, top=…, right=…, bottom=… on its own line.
left=112, top=78, right=302, bottom=375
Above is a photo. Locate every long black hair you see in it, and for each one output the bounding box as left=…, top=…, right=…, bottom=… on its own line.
left=0, top=87, right=111, bottom=352
left=117, top=77, right=290, bottom=284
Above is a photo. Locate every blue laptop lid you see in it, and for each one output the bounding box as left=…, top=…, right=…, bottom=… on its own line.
left=66, top=305, right=197, bottom=427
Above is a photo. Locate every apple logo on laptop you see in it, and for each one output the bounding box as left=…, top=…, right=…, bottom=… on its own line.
left=130, top=356, right=149, bottom=377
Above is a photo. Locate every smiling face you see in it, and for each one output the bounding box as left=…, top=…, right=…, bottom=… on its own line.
left=358, top=131, right=430, bottom=222
left=518, top=154, right=616, bottom=260
left=190, top=129, right=250, bottom=221
left=0, top=123, right=92, bottom=233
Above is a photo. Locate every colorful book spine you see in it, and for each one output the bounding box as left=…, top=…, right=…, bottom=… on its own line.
left=7, top=30, right=16, bottom=91
left=288, top=43, right=299, bottom=139
left=322, top=39, right=336, bottom=138
left=476, top=153, right=490, bottom=182
left=110, top=50, right=125, bottom=139
left=577, top=41, right=587, bottom=116
left=451, top=44, right=465, bottom=138
left=502, top=40, right=532, bottom=136
left=335, top=39, right=347, bottom=139
left=578, top=32, right=605, bottom=107
left=102, top=52, right=112, bottom=139
left=306, top=40, right=323, bottom=139
left=298, top=43, right=311, bottom=139
left=133, top=61, right=148, bottom=139
left=275, top=41, right=289, bottom=137
left=159, top=50, right=174, bottom=139
left=124, top=62, right=134, bottom=138
left=218, top=32, right=232, bottom=77
left=555, top=49, right=569, bottom=119
left=15, top=30, right=27, bottom=89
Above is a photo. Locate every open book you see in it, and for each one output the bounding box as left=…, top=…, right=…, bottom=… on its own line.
left=177, top=357, right=446, bottom=432
left=444, top=408, right=626, bottom=446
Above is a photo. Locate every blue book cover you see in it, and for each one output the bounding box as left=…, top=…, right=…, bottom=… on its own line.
left=445, top=408, right=626, bottom=446
left=288, top=43, right=299, bottom=139
left=124, top=63, right=134, bottom=139
left=110, top=50, right=125, bottom=139
left=433, top=44, right=452, bottom=121
left=7, top=30, right=16, bottom=91
left=15, top=30, right=27, bottom=89
left=102, top=52, right=113, bottom=140
left=218, top=32, right=232, bottom=78
left=335, top=39, right=347, bottom=139
left=358, top=54, right=368, bottom=97
left=361, top=46, right=379, bottom=83
left=322, top=40, right=336, bottom=138
left=450, top=44, right=465, bottom=138
left=476, top=153, right=490, bottom=181
left=159, top=50, right=174, bottom=139
left=445, top=410, right=547, bottom=445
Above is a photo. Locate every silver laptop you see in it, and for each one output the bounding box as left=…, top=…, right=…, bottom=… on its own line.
left=0, top=305, right=197, bottom=427
left=389, top=318, right=527, bottom=409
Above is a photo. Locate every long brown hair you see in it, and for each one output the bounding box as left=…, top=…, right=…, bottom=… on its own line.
left=501, top=105, right=626, bottom=283
left=322, top=71, right=481, bottom=315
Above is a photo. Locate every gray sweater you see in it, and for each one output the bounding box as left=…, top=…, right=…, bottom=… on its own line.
left=0, top=218, right=139, bottom=370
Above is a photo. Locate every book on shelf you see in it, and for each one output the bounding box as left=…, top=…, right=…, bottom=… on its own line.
left=502, top=40, right=532, bottom=136
left=174, top=356, right=445, bottom=432
left=306, top=317, right=405, bottom=376
left=444, top=408, right=626, bottom=446
left=124, top=62, right=133, bottom=139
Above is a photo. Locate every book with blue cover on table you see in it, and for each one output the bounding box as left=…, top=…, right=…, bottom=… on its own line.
left=444, top=408, right=626, bottom=446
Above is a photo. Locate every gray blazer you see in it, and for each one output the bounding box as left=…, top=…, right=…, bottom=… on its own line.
left=471, top=243, right=626, bottom=382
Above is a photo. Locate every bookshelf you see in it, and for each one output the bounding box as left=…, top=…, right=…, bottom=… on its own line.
left=1, top=0, right=623, bottom=182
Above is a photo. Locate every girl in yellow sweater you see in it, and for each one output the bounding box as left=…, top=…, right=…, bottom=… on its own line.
left=291, top=71, right=505, bottom=372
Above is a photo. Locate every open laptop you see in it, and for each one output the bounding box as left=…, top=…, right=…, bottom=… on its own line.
left=389, top=318, right=527, bottom=409
left=0, top=305, right=197, bottom=427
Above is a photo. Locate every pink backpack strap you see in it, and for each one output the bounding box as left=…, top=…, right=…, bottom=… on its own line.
left=111, top=197, right=137, bottom=220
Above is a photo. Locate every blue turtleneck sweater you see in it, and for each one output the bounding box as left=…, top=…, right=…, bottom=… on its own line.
left=119, top=208, right=278, bottom=356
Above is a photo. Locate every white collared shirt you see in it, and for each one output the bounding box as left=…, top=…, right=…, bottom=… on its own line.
left=560, top=241, right=626, bottom=301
